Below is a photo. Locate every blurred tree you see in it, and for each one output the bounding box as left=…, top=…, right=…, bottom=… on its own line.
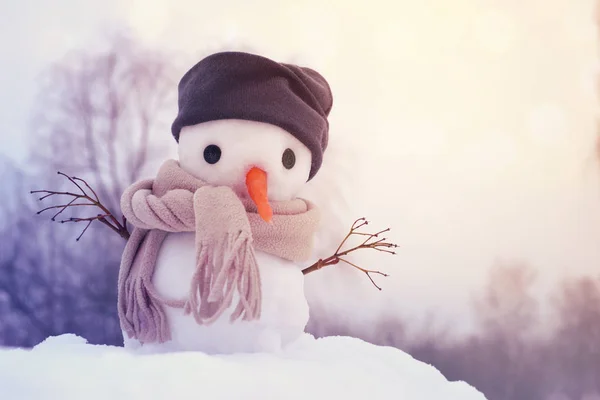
left=474, top=261, right=539, bottom=337
left=551, top=276, right=600, bottom=398
left=469, top=261, right=542, bottom=400
left=419, top=261, right=544, bottom=400
left=0, top=33, right=178, bottom=347
left=29, top=32, right=178, bottom=213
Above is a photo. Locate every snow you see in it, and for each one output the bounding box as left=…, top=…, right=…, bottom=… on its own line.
left=0, top=333, right=486, bottom=400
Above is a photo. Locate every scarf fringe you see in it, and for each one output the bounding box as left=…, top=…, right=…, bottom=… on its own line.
left=184, top=231, right=262, bottom=325
left=119, top=230, right=262, bottom=344
left=119, top=230, right=183, bottom=344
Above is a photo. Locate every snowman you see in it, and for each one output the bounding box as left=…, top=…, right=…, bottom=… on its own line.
left=117, top=51, right=334, bottom=354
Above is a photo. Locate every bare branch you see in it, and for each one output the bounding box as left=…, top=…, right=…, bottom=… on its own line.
left=31, top=172, right=130, bottom=241
left=302, top=218, right=398, bottom=290
left=72, top=176, right=99, bottom=202
left=338, top=257, right=389, bottom=291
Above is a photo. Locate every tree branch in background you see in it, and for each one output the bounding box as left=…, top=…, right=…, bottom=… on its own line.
left=29, top=33, right=178, bottom=216
left=302, top=217, right=398, bottom=290
left=31, top=171, right=130, bottom=241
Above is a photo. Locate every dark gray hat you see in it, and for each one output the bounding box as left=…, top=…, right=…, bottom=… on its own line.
left=171, top=51, right=333, bottom=180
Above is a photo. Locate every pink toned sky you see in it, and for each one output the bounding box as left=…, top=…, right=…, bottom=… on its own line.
left=1, top=0, right=599, bottom=334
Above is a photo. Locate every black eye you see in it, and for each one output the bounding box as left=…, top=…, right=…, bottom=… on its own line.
left=203, top=145, right=221, bottom=164
left=282, top=148, right=296, bottom=170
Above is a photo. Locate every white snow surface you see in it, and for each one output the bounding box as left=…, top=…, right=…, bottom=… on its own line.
left=0, top=333, right=486, bottom=400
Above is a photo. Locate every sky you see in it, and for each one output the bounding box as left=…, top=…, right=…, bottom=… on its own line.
left=2, top=0, right=600, bottom=334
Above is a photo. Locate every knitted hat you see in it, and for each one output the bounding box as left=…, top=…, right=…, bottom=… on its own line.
left=171, top=51, right=333, bottom=180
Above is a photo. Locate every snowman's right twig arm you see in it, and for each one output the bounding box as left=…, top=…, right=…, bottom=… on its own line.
left=301, top=218, right=398, bottom=290
left=30, top=172, right=130, bottom=242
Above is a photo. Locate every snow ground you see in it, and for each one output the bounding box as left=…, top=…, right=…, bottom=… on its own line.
left=0, top=333, right=486, bottom=400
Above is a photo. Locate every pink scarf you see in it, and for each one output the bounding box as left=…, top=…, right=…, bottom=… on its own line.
left=118, top=160, right=320, bottom=344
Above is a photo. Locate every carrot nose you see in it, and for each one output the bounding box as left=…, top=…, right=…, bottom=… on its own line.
left=246, top=167, right=273, bottom=223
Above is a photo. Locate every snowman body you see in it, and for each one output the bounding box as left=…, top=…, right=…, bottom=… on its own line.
left=133, top=232, right=309, bottom=354
left=123, top=119, right=317, bottom=354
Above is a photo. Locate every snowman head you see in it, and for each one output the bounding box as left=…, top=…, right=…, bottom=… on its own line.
left=177, top=119, right=312, bottom=201
left=171, top=51, right=333, bottom=222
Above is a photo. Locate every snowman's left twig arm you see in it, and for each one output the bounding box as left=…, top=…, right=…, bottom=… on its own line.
left=301, top=218, right=398, bottom=290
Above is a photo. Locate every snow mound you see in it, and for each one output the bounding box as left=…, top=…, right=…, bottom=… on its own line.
left=0, top=334, right=486, bottom=400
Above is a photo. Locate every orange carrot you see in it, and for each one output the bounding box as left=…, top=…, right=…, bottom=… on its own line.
left=246, top=167, right=273, bottom=223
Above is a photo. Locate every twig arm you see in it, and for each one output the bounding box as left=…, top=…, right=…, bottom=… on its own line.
left=301, top=218, right=398, bottom=290
left=31, top=171, right=130, bottom=241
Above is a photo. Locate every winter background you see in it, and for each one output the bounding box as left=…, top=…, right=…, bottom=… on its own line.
left=1, top=0, right=600, bottom=399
